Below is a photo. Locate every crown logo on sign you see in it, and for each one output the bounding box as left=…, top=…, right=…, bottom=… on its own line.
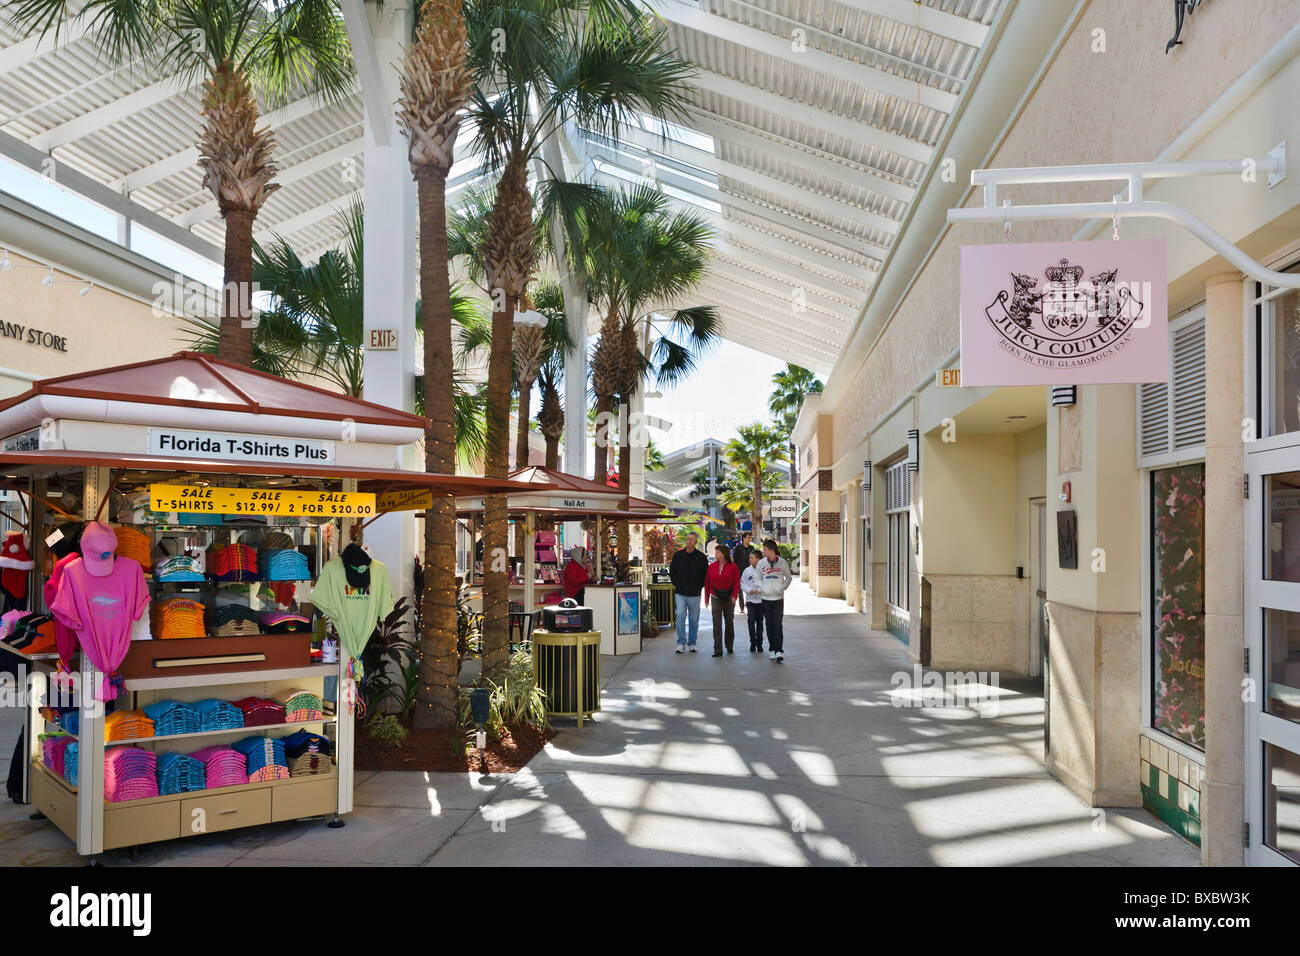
left=1044, top=258, right=1084, bottom=285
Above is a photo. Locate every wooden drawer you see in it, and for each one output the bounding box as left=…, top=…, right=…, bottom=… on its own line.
left=180, top=787, right=271, bottom=837
left=105, top=801, right=180, bottom=850
left=29, top=765, right=77, bottom=843
left=272, top=776, right=337, bottom=822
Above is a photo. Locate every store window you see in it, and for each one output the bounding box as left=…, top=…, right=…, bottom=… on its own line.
left=1149, top=463, right=1206, bottom=750
left=1267, top=266, right=1300, bottom=436
left=885, top=460, right=911, bottom=638
left=1264, top=743, right=1300, bottom=864
left=860, top=480, right=869, bottom=598
left=840, top=493, right=848, bottom=584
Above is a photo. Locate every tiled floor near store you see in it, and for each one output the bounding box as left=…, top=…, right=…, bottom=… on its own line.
left=0, top=583, right=1199, bottom=866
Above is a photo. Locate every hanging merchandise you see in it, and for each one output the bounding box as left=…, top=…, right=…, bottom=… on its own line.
left=310, top=543, right=394, bottom=712
left=48, top=522, right=149, bottom=700
left=0, top=530, right=34, bottom=610
left=43, top=552, right=82, bottom=672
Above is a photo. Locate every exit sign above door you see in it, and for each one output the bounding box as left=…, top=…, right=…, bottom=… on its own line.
left=368, top=329, right=398, bottom=350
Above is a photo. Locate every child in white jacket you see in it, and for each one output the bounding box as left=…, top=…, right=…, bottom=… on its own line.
left=756, top=540, right=793, bottom=662
left=740, top=550, right=765, bottom=652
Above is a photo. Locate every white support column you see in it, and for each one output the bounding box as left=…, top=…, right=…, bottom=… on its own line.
left=349, top=0, right=418, bottom=605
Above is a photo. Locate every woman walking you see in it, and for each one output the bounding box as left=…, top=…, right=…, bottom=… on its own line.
left=703, top=542, right=740, bottom=656
left=562, top=546, right=589, bottom=605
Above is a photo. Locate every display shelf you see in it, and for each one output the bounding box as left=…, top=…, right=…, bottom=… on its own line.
left=32, top=759, right=337, bottom=807
left=104, top=717, right=336, bottom=747
left=123, top=662, right=336, bottom=691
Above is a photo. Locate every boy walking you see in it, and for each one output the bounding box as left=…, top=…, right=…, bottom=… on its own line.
left=756, top=539, right=792, bottom=662
left=740, top=549, right=765, bottom=652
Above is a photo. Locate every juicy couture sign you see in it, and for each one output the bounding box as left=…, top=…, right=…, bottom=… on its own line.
left=959, top=238, right=1168, bottom=386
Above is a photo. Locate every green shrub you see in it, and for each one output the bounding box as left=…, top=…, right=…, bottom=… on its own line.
left=366, top=713, right=408, bottom=749
left=458, top=650, right=549, bottom=736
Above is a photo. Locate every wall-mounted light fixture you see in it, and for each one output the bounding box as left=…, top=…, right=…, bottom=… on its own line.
left=1051, top=385, right=1077, bottom=407
left=862, top=460, right=871, bottom=491
left=906, top=430, right=919, bottom=473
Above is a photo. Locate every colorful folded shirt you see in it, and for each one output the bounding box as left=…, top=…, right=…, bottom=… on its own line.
left=104, top=747, right=159, bottom=803
left=214, top=604, right=261, bottom=636
left=157, top=752, right=206, bottom=795
left=232, top=735, right=289, bottom=780
left=40, top=732, right=74, bottom=776
left=113, top=526, right=153, bottom=572
left=213, top=544, right=258, bottom=582
left=233, top=696, right=286, bottom=727
left=142, top=699, right=200, bottom=736
left=105, top=709, right=154, bottom=742
left=154, top=554, right=205, bottom=582
left=190, top=746, right=248, bottom=789
left=63, top=742, right=78, bottom=787
left=262, top=549, right=310, bottom=581
left=194, top=699, right=245, bottom=732
left=151, top=597, right=208, bottom=640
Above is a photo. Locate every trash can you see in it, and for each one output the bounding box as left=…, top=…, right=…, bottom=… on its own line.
left=648, top=582, right=675, bottom=628
left=531, top=629, right=600, bottom=727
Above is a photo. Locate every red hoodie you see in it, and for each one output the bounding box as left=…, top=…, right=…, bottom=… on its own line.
left=703, top=559, right=740, bottom=605
left=562, top=559, right=589, bottom=598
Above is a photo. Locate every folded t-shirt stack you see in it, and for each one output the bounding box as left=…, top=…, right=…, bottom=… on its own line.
left=151, top=597, right=207, bottom=640
left=58, top=709, right=79, bottom=736
left=154, top=554, right=205, bottom=582
left=283, top=688, right=325, bottom=722
left=190, top=746, right=247, bottom=788
left=156, top=752, right=206, bottom=795
left=142, top=700, right=200, bottom=736
left=63, top=741, right=78, bottom=787
left=262, top=611, right=311, bottom=635
left=233, top=735, right=289, bottom=782
left=281, top=730, right=333, bottom=777
left=233, top=696, right=286, bottom=727
left=40, top=733, right=75, bottom=777
left=194, top=699, right=244, bottom=732
left=113, top=526, right=154, bottom=573
left=104, top=747, right=159, bottom=802
left=105, top=709, right=154, bottom=741
left=213, top=544, right=258, bottom=582
left=213, top=605, right=261, bottom=637
left=262, top=549, right=310, bottom=581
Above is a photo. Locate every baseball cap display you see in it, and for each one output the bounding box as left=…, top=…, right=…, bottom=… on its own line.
left=340, top=543, right=371, bottom=589
left=78, top=522, right=118, bottom=577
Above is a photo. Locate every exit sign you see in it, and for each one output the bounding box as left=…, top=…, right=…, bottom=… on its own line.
left=937, top=368, right=961, bottom=388
left=368, top=329, right=398, bottom=350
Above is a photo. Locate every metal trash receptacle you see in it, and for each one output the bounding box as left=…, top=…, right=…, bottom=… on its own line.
left=531, top=629, right=600, bottom=727
left=648, top=582, right=675, bottom=627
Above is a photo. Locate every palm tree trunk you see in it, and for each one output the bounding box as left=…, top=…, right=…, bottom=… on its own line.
left=515, top=374, right=535, bottom=467
left=590, top=304, right=621, bottom=480
left=753, top=476, right=764, bottom=539
left=219, top=207, right=256, bottom=366
left=413, top=168, right=459, bottom=730
left=616, top=400, right=631, bottom=565
left=592, top=393, right=612, bottom=480
left=789, top=440, right=799, bottom=491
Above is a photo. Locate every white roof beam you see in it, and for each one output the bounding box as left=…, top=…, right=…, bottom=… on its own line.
left=658, top=0, right=957, bottom=114
left=710, top=251, right=861, bottom=309
left=834, top=0, right=990, bottom=47
left=701, top=274, right=850, bottom=338
left=0, top=13, right=92, bottom=73
left=590, top=147, right=888, bottom=262
left=685, top=109, right=916, bottom=203
left=178, top=139, right=365, bottom=227
left=712, top=237, right=869, bottom=302
left=689, top=68, right=932, bottom=164
left=255, top=188, right=362, bottom=240
left=339, top=0, right=391, bottom=148
left=32, top=75, right=194, bottom=151
left=710, top=301, right=840, bottom=365
left=584, top=125, right=901, bottom=234
left=592, top=162, right=875, bottom=287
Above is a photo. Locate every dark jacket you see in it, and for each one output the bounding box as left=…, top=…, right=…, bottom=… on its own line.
left=669, top=548, right=709, bottom=597
left=732, top=540, right=754, bottom=568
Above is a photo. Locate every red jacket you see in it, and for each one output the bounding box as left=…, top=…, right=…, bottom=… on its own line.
left=562, top=560, right=589, bottom=598
left=703, top=560, right=740, bottom=605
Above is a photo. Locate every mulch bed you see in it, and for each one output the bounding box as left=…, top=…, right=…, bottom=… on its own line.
left=355, top=722, right=555, bottom=773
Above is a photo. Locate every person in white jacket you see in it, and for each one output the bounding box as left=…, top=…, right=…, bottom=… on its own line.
left=739, top=549, right=765, bottom=652
left=756, top=539, right=793, bottom=662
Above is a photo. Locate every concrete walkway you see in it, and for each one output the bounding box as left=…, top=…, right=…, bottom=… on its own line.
left=0, top=583, right=1199, bottom=866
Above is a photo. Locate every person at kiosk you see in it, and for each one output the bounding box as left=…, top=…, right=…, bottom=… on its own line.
left=562, top=547, right=590, bottom=604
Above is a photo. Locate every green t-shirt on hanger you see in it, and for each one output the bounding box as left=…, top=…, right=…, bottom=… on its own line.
left=310, top=553, right=394, bottom=663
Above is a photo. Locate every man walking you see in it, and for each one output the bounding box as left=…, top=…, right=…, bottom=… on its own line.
left=756, top=538, right=792, bottom=662
left=732, top=532, right=753, bottom=614
left=669, top=532, right=708, bottom=653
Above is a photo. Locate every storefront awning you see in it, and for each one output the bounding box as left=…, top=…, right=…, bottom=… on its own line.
left=0, top=449, right=542, bottom=496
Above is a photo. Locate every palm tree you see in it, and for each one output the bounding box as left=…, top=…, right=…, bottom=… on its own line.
left=768, top=364, right=824, bottom=491
left=395, top=0, right=476, bottom=728
left=645, top=438, right=665, bottom=472
left=10, top=0, right=353, bottom=367
left=466, top=0, right=693, bottom=675
left=724, top=423, right=788, bottom=535
left=719, top=467, right=786, bottom=528
left=581, top=185, right=718, bottom=559
left=537, top=360, right=565, bottom=469
left=513, top=281, right=572, bottom=467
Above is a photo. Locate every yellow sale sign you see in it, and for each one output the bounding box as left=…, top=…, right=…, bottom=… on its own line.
left=149, top=483, right=375, bottom=518
left=375, top=487, right=434, bottom=513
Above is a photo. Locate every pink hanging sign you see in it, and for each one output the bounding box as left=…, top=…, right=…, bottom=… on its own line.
left=959, top=238, right=1169, bottom=386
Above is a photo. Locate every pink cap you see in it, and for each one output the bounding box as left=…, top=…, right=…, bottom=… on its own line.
left=79, top=522, right=118, bottom=577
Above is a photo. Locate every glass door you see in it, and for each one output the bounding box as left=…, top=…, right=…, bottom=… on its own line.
left=1246, top=436, right=1300, bottom=865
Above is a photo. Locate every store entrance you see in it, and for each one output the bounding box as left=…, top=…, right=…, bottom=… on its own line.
left=1246, top=438, right=1300, bottom=865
